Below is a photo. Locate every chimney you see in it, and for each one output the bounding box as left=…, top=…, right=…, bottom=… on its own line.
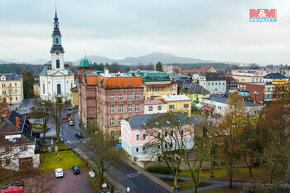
left=15, top=117, right=21, bottom=128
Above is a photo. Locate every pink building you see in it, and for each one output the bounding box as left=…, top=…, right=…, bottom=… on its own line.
left=78, top=71, right=144, bottom=136
left=121, top=113, right=194, bottom=167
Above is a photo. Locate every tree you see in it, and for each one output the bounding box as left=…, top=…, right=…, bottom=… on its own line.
left=145, top=112, right=193, bottom=187
left=21, top=69, right=35, bottom=99
left=183, top=121, right=213, bottom=193
left=34, top=99, right=52, bottom=143
left=85, top=129, right=119, bottom=190
left=156, top=62, right=163, bottom=72
left=219, top=92, right=246, bottom=188
left=50, top=97, right=67, bottom=142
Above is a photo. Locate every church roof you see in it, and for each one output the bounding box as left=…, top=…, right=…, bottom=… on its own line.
left=79, top=57, right=92, bottom=67
left=39, top=61, right=74, bottom=76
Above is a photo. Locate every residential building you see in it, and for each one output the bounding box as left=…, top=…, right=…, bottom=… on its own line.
left=163, top=64, right=182, bottom=74
left=231, top=72, right=264, bottom=83
left=198, top=95, right=264, bottom=116
left=0, top=111, right=40, bottom=171
left=159, top=95, right=191, bottom=116
left=128, top=71, right=177, bottom=100
left=33, top=83, right=40, bottom=97
left=144, top=99, right=167, bottom=114
left=0, top=73, right=23, bottom=105
left=71, top=86, right=78, bottom=107
left=263, top=73, right=288, bottom=101
left=237, top=83, right=265, bottom=103
left=78, top=70, right=144, bottom=136
left=180, top=83, right=210, bottom=106
left=182, top=66, right=217, bottom=76
left=121, top=113, right=194, bottom=167
left=39, top=10, right=74, bottom=102
left=198, top=73, right=226, bottom=94
left=226, top=76, right=237, bottom=93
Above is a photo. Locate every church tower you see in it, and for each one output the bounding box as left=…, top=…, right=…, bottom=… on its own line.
left=50, top=9, right=64, bottom=70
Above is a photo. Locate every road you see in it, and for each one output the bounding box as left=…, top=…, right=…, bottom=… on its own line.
left=61, top=110, right=169, bottom=193
left=16, top=98, right=35, bottom=114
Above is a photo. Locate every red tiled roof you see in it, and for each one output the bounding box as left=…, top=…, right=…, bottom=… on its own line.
left=144, top=99, right=166, bottom=105
left=182, top=66, right=210, bottom=75
left=201, top=105, right=214, bottom=111
left=86, top=76, right=100, bottom=85
left=100, top=77, right=143, bottom=89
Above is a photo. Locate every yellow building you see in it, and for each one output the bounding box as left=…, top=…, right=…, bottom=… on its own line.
left=0, top=73, right=23, bottom=105
left=71, top=86, right=78, bottom=107
left=159, top=95, right=192, bottom=116
left=232, top=72, right=264, bottom=83
left=33, top=83, right=40, bottom=96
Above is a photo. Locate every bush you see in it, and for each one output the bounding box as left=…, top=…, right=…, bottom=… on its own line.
left=146, top=166, right=179, bottom=174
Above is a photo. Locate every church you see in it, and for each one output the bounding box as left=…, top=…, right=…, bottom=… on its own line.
left=39, top=10, right=74, bottom=102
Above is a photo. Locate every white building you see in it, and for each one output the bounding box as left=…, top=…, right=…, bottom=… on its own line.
left=199, top=73, right=226, bottom=94
left=198, top=95, right=264, bottom=116
left=39, top=10, right=74, bottom=102
left=0, top=111, right=40, bottom=171
left=144, top=99, right=167, bottom=114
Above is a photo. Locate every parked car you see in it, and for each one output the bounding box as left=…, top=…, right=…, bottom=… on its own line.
left=72, top=166, right=80, bottom=174
left=75, top=132, right=83, bottom=138
left=55, top=168, right=64, bottom=178
left=69, top=120, right=74, bottom=126
left=66, top=118, right=72, bottom=122
left=89, top=171, right=95, bottom=178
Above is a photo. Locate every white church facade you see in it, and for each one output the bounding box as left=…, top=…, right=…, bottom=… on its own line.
left=40, top=10, right=74, bottom=102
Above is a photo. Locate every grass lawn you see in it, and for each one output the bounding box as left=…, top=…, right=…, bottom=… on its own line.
left=202, top=186, right=243, bottom=193
left=179, top=167, right=269, bottom=182
left=162, top=178, right=211, bottom=190
left=40, top=146, right=85, bottom=173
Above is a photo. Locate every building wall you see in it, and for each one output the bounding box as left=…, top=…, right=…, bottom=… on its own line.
left=33, top=84, right=40, bottom=96
left=166, top=99, right=192, bottom=116
left=232, top=75, right=263, bottom=83
left=237, top=83, right=265, bottom=102
left=181, top=92, right=210, bottom=104
left=199, top=80, right=226, bottom=94
left=144, top=103, right=167, bottom=114
left=0, top=144, right=40, bottom=171
left=0, top=76, right=23, bottom=105
left=143, top=81, right=177, bottom=100
left=71, top=91, right=78, bottom=107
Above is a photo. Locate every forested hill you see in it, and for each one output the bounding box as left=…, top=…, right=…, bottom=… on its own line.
left=179, top=63, right=232, bottom=70
left=0, top=63, right=43, bottom=74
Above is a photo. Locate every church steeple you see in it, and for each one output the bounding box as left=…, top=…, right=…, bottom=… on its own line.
left=50, top=8, right=64, bottom=53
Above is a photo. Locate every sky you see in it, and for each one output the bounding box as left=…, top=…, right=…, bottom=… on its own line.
left=0, top=0, right=289, bottom=64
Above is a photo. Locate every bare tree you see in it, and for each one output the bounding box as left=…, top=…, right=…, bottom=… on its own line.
left=145, top=112, right=193, bottom=187
left=50, top=97, right=67, bottom=142
left=219, top=92, right=246, bottom=188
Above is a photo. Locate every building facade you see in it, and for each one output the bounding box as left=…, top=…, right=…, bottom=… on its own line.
left=198, top=73, right=226, bottom=94
left=39, top=10, right=74, bottom=102
left=159, top=95, right=192, bottom=116
left=232, top=72, right=264, bottom=83
left=0, top=74, right=23, bottom=105
left=144, top=99, right=167, bottom=114
left=180, top=83, right=210, bottom=106
left=237, top=83, right=265, bottom=103
left=78, top=70, right=145, bottom=136
left=263, top=73, right=288, bottom=101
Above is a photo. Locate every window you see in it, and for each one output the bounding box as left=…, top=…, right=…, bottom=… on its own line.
left=56, top=59, right=60, bottom=68
left=148, top=106, right=153, bottom=111
left=111, top=131, right=115, bottom=137
left=184, top=104, right=189, bottom=108
left=10, top=97, right=12, bottom=101
left=118, top=95, right=123, bottom=101
left=207, top=82, right=210, bottom=86
left=110, top=105, right=114, bottom=113
left=20, top=146, right=28, bottom=151
left=136, top=148, right=139, bottom=152
left=170, top=130, right=174, bottom=136
left=143, top=134, right=146, bottom=140
left=212, top=82, right=214, bottom=85
left=57, top=84, right=61, bottom=95
left=169, top=104, right=175, bottom=110
left=136, top=134, right=140, bottom=141
left=215, top=82, right=217, bottom=85
left=2, top=83, right=5, bottom=87
left=109, top=95, right=114, bottom=101
left=135, top=104, right=140, bottom=112
left=109, top=118, right=115, bottom=126
left=127, top=94, right=132, bottom=100
left=16, top=97, right=18, bottom=101
left=165, top=131, right=168, bottom=137
left=118, top=105, right=123, bottom=113
left=118, top=117, right=123, bottom=124
left=9, top=83, right=12, bottom=87
left=15, top=83, right=17, bottom=87
left=43, top=84, right=45, bottom=94
left=135, top=94, right=140, bottom=100
left=56, top=37, right=59, bottom=44
left=127, top=104, right=132, bottom=112
left=158, top=106, right=162, bottom=111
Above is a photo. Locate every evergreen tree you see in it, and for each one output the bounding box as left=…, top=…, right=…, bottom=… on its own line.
left=156, top=62, right=163, bottom=72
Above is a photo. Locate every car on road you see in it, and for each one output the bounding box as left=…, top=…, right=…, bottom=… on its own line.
left=55, top=168, right=64, bottom=178
left=69, top=120, right=74, bottom=126
left=72, top=166, right=80, bottom=174
left=75, top=132, right=83, bottom=138
left=66, top=118, right=72, bottom=122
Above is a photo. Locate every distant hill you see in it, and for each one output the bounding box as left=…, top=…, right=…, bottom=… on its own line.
left=0, top=63, right=43, bottom=74
left=73, top=52, right=223, bottom=65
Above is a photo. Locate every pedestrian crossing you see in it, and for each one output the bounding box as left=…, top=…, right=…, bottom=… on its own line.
left=65, top=137, right=91, bottom=144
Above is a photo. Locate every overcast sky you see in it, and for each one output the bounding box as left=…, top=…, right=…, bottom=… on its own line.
left=0, top=0, right=289, bottom=64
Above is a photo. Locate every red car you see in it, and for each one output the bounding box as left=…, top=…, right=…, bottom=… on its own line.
left=66, top=118, right=72, bottom=122
left=1, top=186, right=24, bottom=193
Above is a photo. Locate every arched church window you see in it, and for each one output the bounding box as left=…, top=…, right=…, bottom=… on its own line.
left=43, top=84, right=45, bottom=94
left=56, top=60, right=60, bottom=68
left=57, top=84, right=61, bottom=95
left=56, top=38, right=59, bottom=44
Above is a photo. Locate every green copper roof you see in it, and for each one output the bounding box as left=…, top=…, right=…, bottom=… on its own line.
left=79, top=57, right=92, bottom=67
left=128, top=70, right=170, bottom=82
